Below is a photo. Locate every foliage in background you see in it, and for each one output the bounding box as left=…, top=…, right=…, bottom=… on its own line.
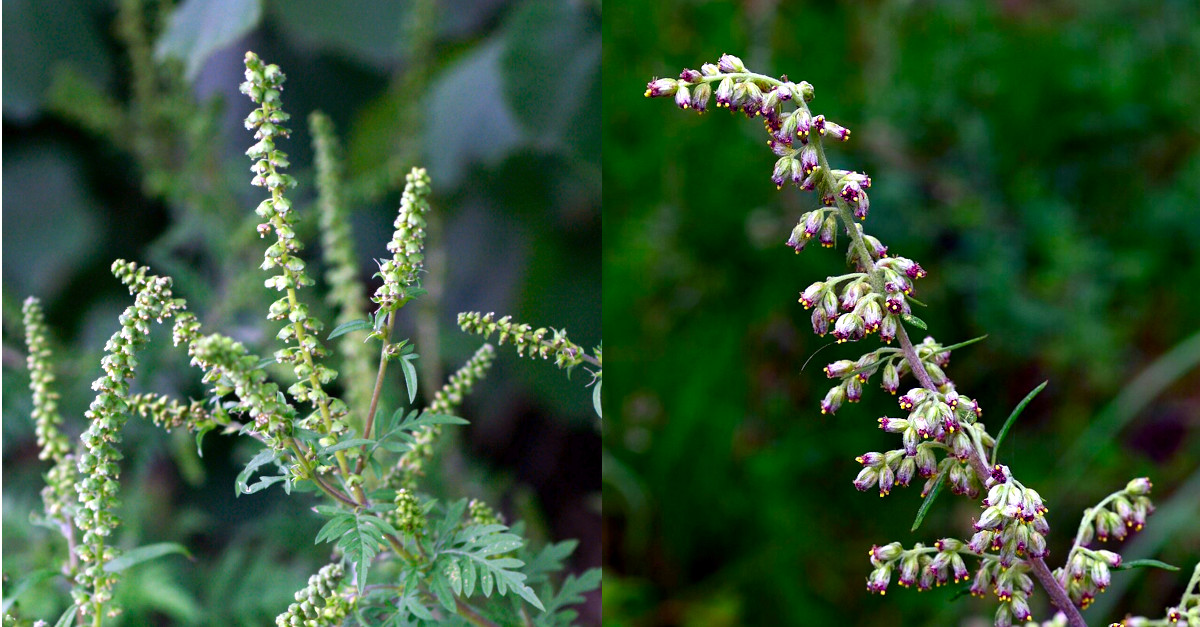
left=3, top=0, right=600, bottom=624
left=603, top=1, right=1200, bottom=625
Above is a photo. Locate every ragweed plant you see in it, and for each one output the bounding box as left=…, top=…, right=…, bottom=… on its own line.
left=647, top=54, right=1197, bottom=627
left=7, top=52, right=598, bottom=627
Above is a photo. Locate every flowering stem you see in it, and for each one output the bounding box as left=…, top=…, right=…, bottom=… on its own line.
left=808, top=114, right=1090, bottom=627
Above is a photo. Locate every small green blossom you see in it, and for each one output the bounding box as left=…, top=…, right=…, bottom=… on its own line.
left=374, top=167, right=432, bottom=312
left=274, top=563, right=351, bottom=627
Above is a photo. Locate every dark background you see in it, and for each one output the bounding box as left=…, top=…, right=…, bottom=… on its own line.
left=603, top=1, right=1200, bottom=625
left=3, top=0, right=600, bottom=623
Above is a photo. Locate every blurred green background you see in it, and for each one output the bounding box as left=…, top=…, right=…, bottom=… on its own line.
left=3, top=0, right=599, bottom=623
left=604, top=1, right=1199, bottom=625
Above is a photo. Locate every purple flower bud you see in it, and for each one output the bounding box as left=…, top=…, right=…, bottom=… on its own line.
left=967, top=530, right=992, bottom=554
left=914, top=444, right=937, bottom=477
left=799, top=167, right=820, bottom=190
left=845, top=375, right=863, bottom=402
left=678, top=68, right=702, bottom=83
left=857, top=451, right=885, bottom=467
left=773, top=157, right=794, bottom=189
left=871, top=542, right=903, bottom=562
left=691, top=82, right=712, bottom=113
left=840, top=180, right=865, bottom=205
left=833, top=312, right=865, bottom=343
left=799, top=144, right=819, bottom=175
left=877, top=416, right=906, bottom=433
left=866, top=564, right=892, bottom=594
left=864, top=233, right=892, bottom=257
left=859, top=299, right=883, bottom=333
left=786, top=222, right=810, bottom=252
left=717, top=53, right=745, bottom=73
left=700, top=63, right=719, bottom=76
left=776, top=112, right=798, bottom=145
left=840, top=280, right=868, bottom=311
left=811, top=308, right=829, bottom=336
left=821, top=383, right=845, bottom=414
left=1027, top=529, right=1047, bottom=557
left=674, top=85, right=692, bottom=110
left=740, top=82, right=763, bottom=117
left=917, top=562, right=935, bottom=590
left=896, top=456, right=915, bottom=487
left=877, top=463, right=894, bottom=496
left=818, top=215, right=837, bottom=248
left=799, top=281, right=824, bottom=308
left=793, top=81, right=815, bottom=102
left=853, top=465, right=879, bottom=491
left=714, top=77, right=734, bottom=108
left=879, top=315, right=898, bottom=343
left=969, top=562, right=993, bottom=597
left=1125, top=477, right=1152, bottom=496
left=898, top=553, right=920, bottom=588
left=1090, top=560, right=1111, bottom=591
left=1010, top=593, right=1032, bottom=622
left=824, top=359, right=855, bottom=379
left=822, top=119, right=851, bottom=141
left=885, top=293, right=909, bottom=315
left=803, top=210, right=824, bottom=236
left=881, top=361, right=899, bottom=394
left=852, top=191, right=871, bottom=221
left=644, top=78, right=678, bottom=98
left=820, top=289, right=839, bottom=317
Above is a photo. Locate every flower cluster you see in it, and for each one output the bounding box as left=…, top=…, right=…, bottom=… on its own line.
left=1056, top=478, right=1155, bottom=610
left=310, top=111, right=374, bottom=416
left=73, top=260, right=187, bottom=619
left=23, top=298, right=79, bottom=524
left=188, top=333, right=296, bottom=453
left=23, top=298, right=69, bottom=463
left=391, top=343, right=496, bottom=490
left=274, top=563, right=351, bottom=627
left=391, top=489, right=426, bottom=537
left=457, top=311, right=588, bottom=370
left=647, top=56, right=1184, bottom=627
left=127, top=393, right=215, bottom=433
left=373, top=167, right=432, bottom=312
left=242, top=52, right=355, bottom=483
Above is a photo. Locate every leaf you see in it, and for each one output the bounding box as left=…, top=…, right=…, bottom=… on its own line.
left=322, top=438, right=376, bottom=454
left=254, top=356, right=277, bottom=370
left=536, top=568, right=601, bottom=624
left=900, top=314, right=927, bottom=330
left=1114, top=559, right=1180, bottom=572
left=400, top=412, right=469, bottom=430
left=991, top=381, right=1049, bottom=465
left=328, top=319, right=372, bottom=340
left=155, top=0, right=263, bottom=80
left=329, top=512, right=396, bottom=594
left=234, top=448, right=279, bottom=496
left=592, top=379, right=602, bottom=418
left=243, top=474, right=287, bottom=494
left=53, top=605, right=77, bottom=627
left=400, top=355, right=418, bottom=404
left=937, top=335, right=989, bottom=354
left=194, top=424, right=213, bottom=458
left=2, top=569, right=61, bottom=613
left=438, top=525, right=545, bottom=611
left=911, top=472, right=946, bottom=533
left=103, top=543, right=192, bottom=573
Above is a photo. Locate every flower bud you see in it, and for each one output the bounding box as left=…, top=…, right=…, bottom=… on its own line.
left=678, top=68, right=702, bottom=83
left=674, top=84, right=692, bottom=110
left=691, top=82, right=712, bottom=113
left=714, top=77, right=734, bottom=108
left=821, top=384, right=845, bottom=414
left=824, top=359, right=855, bottom=379
left=1125, top=477, right=1152, bottom=496
left=717, top=53, right=745, bottom=73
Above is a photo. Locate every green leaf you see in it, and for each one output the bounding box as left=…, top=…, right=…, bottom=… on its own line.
left=438, top=524, right=545, bottom=611
left=53, top=605, right=77, bottom=627
left=900, top=313, right=927, bottom=330
left=937, top=335, right=989, bottom=354
left=400, top=355, right=418, bottom=404
left=991, top=381, right=1049, bottom=465
left=536, top=568, right=601, bottom=625
left=155, top=0, right=263, bottom=80
left=194, top=423, right=219, bottom=459
left=2, top=569, right=61, bottom=613
left=254, top=356, right=276, bottom=370
left=234, top=448, right=279, bottom=496
left=911, top=472, right=946, bottom=533
left=243, top=474, right=287, bottom=494
left=328, top=319, right=372, bottom=340
left=1114, top=559, right=1180, bottom=572
left=103, top=542, right=192, bottom=573
left=322, top=438, right=376, bottom=454
left=592, top=379, right=602, bottom=418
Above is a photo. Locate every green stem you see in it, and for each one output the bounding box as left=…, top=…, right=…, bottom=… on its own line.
left=356, top=310, right=398, bottom=477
